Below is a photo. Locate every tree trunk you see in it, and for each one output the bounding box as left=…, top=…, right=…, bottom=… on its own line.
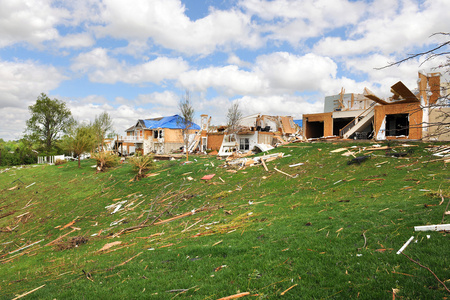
left=78, top=156, right=81, bottom=168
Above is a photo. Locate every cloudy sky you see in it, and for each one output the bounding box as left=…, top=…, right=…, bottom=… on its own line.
left=0, top=0, right=449, bottom=140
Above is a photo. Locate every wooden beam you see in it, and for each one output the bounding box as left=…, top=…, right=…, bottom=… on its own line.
left=414, top=224, right=450, bottom=231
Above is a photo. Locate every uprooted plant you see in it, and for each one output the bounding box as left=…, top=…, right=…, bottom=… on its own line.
left=128, top=153, right=154, bottom=180
left=91, top=151, right=120, bottom=172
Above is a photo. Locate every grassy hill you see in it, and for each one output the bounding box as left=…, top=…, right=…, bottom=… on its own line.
left=0, top=141, right=449, bottom=299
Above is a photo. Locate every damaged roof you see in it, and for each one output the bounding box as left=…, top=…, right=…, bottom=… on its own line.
left=142, top=115, right=201, bottom=130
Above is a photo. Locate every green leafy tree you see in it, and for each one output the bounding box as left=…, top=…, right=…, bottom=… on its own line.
left=25, top=93, right=74, bottom=153
left=177, top=90, right=195, bottom=161
left=93, top=111, right=113, bottom=151
left=61, top=123, right=96, bottom=168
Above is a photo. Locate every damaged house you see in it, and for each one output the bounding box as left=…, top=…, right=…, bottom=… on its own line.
left=303, top=72, right=448, bottom=141
left=216, top=114, right=300, bottom=156
left=115, top=115, right=201, bottom=155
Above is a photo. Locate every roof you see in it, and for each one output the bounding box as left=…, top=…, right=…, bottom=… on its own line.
left=142, top=115, right=200, bottom=130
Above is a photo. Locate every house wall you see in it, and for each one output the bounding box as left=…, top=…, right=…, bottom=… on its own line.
left=425, top=107, right=450, bottom=141
left=207, top=133, right=224, bottom=151
left=257, top=132, right=274, bottom=145
left=303, top=112, right=333, bottom=138
left=238, top=132, right=258, bottom=151
left=374, top=103, right=423, bottom=140
left=418, top=72, right=441, bottom=105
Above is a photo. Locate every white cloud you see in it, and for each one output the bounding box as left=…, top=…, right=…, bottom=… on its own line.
left=136, top=91, right=180, bottom=107
left=314, top=0, right=450, bottom=57
left=255, top=52, right=337, bottom=92
left=0, top=59, right=67, bottom=109
left=179, top=65, right=268, bottom=95
left=95, top=0, right=261, bottom=55
left=58, top=33, right=95, bottom=49
left=0, top=0, right=67, bottom=47
left=240, top=0, right=365, bottom=45
left=238, top=94, right=323, bottom=119
left=71, top=48, right=189, bottom=84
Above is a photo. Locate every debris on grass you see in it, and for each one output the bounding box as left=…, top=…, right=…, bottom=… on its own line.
left=11, top=284, right=45, bottom=300
left=217, top=291, right=250, bottom=300
left=97, top=241, right=122, bottom=252
left=54, top=236, right=88, bottom=251
left=280, top=284, right=298, bottom=296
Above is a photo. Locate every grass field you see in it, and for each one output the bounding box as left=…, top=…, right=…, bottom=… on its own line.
left=0, top=141, right=449, bottom=299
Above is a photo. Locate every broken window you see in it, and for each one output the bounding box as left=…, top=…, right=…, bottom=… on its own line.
left=153, top=130, right=163, bottom=138
left=386, top=114, right=409, bottom=136
left=239, top=138, right=249, bottom=151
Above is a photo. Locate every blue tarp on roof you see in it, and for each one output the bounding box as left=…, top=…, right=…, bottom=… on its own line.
left=142, top=115, right=200, bottom=130
left=293, top=119, right=303, bottom=127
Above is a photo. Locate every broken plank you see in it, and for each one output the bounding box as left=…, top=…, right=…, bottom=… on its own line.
left=414, top=224, right=450, bottom=232
left=261, top=159, right=269, bottom=172
left=274, top=167, right=296, bottom=178
left=217, top=292, right=250, bottom=300
left=11, top=284, right=46, bottom=300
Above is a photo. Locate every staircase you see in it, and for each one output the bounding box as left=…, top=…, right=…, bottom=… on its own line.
left=340, top=104, right=376, bottom=139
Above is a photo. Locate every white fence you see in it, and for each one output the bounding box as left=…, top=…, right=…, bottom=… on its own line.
left=38, top=155, right=66, bottom=164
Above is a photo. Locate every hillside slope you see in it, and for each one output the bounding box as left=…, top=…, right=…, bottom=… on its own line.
left=0, top=142, right=449, bottom=299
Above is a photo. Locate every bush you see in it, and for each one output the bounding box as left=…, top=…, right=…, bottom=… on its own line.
left=55, top=159, right=67, bottom=165
left=91, top=151, right=119, bottom=172
left=128, top=154, right=154, bottom=180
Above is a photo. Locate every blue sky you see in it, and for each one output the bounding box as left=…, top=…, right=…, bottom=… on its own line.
left=0, top=0, right=449, bottom=140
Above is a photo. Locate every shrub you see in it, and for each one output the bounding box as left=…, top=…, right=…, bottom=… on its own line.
left=55, top=159, right=67, bottom=165
left=128, top=154, right=154, bottom=180
left=91, top=151, right=119, bottom=172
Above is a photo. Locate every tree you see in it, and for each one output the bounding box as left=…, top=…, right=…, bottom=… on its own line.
left=60, top=123, right=96, bottom=168
left=25, top=93, right=75, bottom=153
left=377, top=32, right=450, bottom=140
left=226, top=101, right=243, bottom=135
left=177, top=90, right=195, bottom=161
left=93, top=111, right=113, bottom=151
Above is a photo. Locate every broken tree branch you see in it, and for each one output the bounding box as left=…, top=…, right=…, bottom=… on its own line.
left=401, top=253, right=450, bottom=293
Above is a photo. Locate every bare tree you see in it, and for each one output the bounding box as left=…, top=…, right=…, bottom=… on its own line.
left=377, top=32, right=450, bottom=140
left=178, top=90, right=195, bottom=161
left=93, top=111, right=113, bottom=151
left=226, top=101, right=243, bottom=135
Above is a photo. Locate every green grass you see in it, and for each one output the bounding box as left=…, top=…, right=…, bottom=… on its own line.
left=0, top=141, right=449, bottom=299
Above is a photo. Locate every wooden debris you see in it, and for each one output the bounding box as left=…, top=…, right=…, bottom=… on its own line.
left=201, top=174, right=215, bottom=181
left=2, top=239, right=44, bottom=258
left=280, top=284, right=298, bottom=296
left=274, top=167, right=297, bottom=178
left=45, top=228, right=80, bottom=246
left=289, top=162, right=304, bottom=167
left=414, top=224, right=450, bottom=231
left=11, top=284, right=45, bottom=300
left=261, top=159, right=269, bottom=172
left=217, top=292, right=250, bottom=300
left=98, top=241, right=122, bottom=252
left=113, top=252, right=143, bottom=269
left=396, top=236, right=414, bottom=254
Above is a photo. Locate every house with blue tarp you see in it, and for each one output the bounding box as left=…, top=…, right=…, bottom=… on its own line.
left=119, top=115, right=201, bottom=155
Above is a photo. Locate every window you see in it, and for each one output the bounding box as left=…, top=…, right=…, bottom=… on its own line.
left=239, top=138, right=250, bottom=151
left=153, top=130, right=163, bottom=138
left=386, top=114, right=409, bottom=136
